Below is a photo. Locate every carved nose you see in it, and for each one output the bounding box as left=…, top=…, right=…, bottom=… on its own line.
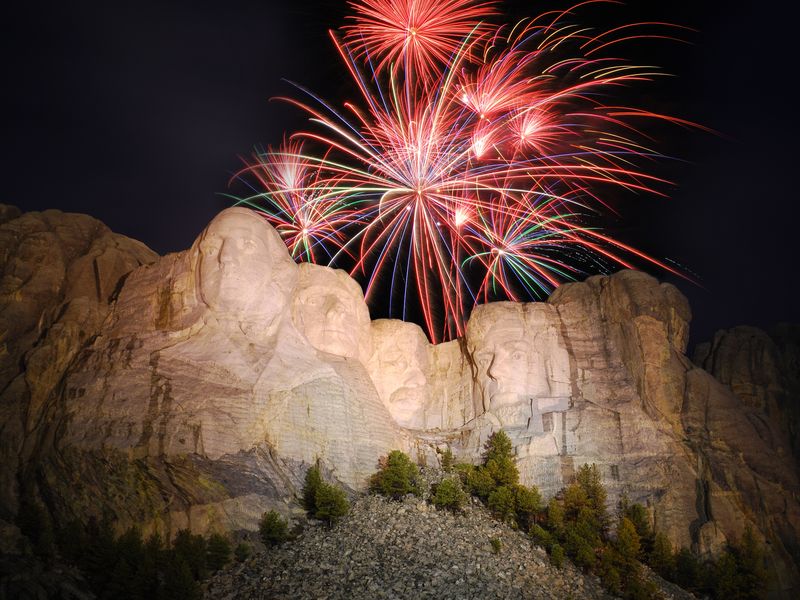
left=219, top=240, right=238, bottom=267
left=324, top=298, right=346, bottom=319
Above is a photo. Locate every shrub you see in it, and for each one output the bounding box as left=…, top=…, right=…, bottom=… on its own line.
left=259, top=510, right=289, bottom=546
left=487, top=485, right=516, bottom=523
left=370, top=450, right=421, bottom=499
left=490, top=537, right=502, bottom=554
left=315, top=482, right=349, bottom=524
left=234, top=542, right=252, bottom=563
left=206, top=532, right=231, bottom=572
left=432, top=477, right=466, bottom=512
left=302, top=463, right=323, bottom=514
left=550, top=543, right=565, bottom=568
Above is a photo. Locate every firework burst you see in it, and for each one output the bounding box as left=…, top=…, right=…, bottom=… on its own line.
left=236, top=0, right=700, bottom=342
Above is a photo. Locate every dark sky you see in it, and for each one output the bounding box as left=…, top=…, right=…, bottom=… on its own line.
left=2, top=0, right=797, bottom=349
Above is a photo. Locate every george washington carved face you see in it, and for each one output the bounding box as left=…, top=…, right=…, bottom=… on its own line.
left=195, top=208, right=296, bottom=329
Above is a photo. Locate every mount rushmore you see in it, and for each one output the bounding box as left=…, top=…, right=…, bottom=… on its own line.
left=1, top=205, right=798, bottom=592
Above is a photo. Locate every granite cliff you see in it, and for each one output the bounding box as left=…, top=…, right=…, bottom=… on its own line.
left=1, top=205, right=798, bottom=595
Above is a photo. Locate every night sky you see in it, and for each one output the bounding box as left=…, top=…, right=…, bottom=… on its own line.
left=3, top=0, right=797, bottom=350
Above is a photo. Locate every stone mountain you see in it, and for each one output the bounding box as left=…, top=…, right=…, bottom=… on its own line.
left=1, top=205, right=798, bottom=595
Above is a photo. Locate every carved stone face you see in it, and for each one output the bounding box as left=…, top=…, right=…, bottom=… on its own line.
left=195, top=208, right=292, bottom=325
left=292, top=263, right=370, bottom=359
left=368, top=320, right=429, bottom=428
left=468, top=306, right=530, bottom=411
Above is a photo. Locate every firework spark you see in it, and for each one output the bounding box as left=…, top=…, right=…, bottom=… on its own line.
left=237, top=0, right=699, bottom=342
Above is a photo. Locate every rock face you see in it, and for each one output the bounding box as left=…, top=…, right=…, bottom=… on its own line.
left=1, top=205, right=799, bottom=595
left=0, top=206, right=157, bottom=521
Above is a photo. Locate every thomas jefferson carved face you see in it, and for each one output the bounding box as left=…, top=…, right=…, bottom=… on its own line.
left=291, top=263, right=371, bottom=359
left=195, top=208, right=294, bottom=327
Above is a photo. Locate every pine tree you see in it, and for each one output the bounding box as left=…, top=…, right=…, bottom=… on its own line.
left=302, top=463, right=323, bottom=514
left=432, top=477, right=466, bottom=512
left=206, top=532, right=232, bottom=572
left=649, top=532, right=675, bottom=580
left=487, top=486, right=516, bottom=523
left=547, top=497, right=565, bottom=538
left=576, top=463, right=608, bottom=534
left=314, top=482, right=349, bottom=524
left=370, top=450, right=420, bottom=499
left=513, top=484, right=542, bottom=531
left=259, top=510, right=289, bottom=546
left=172, top=529, right=207, bottom=580
left=615, top=517, right=641, bottom=574
left=440, top=447, right=455, bottom=472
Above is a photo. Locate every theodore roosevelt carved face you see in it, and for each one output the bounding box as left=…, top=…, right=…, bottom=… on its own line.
left=291, top=263, right=371, bottom=359
left=368, top=320, right=429, bottom=428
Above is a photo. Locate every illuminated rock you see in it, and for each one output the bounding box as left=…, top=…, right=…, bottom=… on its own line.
left=2, top=206, right=798, bottom=593
left=291, top=262, right=372, bottom=361
left=367, top=319, right=430, bottom=429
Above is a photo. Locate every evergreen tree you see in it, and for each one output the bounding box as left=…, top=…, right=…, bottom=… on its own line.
left=484, top=430, right=513, bottom=463
left=737, top=526, right=767, bottom=598
left=172, top=529, right=207, bottom=580
left=206, top=532, right=232, bottom=572
left=674, top=547, right=701, bottom=591
left=620, top=499, right=653, bottom=559
left=234, top=542, right=252, bottom=562
left=302, top=463, right=323, bottom=514
left=529, top=524, right=554, bottom=551
left=440, top=447, right=455, bottom=472
left=615, top=517, right=641, bottom=575
left=105, top=557, right=134, bottom=599
left=550, top=543, right=565, bottom=568
left=259, top=510, right=289, bottom=546
left=432, top=477, right=466, bottom=512
left=487, top=486, right=517, bottom=523
left=562, top=482, right=590, bottom=522
left=547, top=497, right=565, bottom=538
left=163, top=558, right=201, bottom=600
left=649, top=532, right=675, bottom=580
left=575, top=464, right=608, bottom=534
left=315, top=482, right=350, bottom=524
left=514, top=484, right=542, bottom=531
left=465, top=467, right=495, bottom=501
left=370, top=450, right=421, bottom=499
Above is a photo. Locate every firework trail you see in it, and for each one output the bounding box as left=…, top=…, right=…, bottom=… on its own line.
left=236, top=0, right=700, bottom=342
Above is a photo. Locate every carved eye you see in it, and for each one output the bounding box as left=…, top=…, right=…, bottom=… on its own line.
left=201, top=243, right=218, bottom=257
left=512, top=351, right=524, bottom=361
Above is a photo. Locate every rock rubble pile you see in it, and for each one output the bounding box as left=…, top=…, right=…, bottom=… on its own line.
left=204, top=492, right=691, bottom=600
